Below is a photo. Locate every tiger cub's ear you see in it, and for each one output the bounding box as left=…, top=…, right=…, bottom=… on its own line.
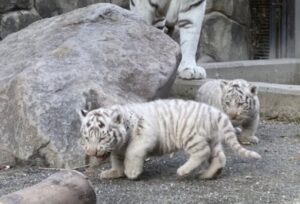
left=78, top=109, right=88, bottom=121
left=250, top=85, right=258, bottom=95
left=220, top=80, right=228, bottom=90
left=111, top=109, right=123, bottom=124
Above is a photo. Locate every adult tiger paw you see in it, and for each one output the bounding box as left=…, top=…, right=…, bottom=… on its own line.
left=177, top=64, right=207, bottom=79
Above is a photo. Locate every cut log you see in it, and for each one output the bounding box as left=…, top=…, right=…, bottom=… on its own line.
left=0, top=170, right=96, bottom=204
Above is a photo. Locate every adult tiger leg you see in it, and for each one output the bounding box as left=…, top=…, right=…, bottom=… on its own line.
left=177, top=0, right=206, bottom=79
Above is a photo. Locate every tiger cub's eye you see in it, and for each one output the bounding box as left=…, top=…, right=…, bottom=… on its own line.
left=99, top=121, right=105, bottom=128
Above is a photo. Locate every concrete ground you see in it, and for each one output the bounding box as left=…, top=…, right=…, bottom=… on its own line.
left=0, top=121, right=300, bottom=204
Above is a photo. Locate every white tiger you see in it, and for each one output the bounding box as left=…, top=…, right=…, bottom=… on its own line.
left=79, top=99, right=261, bottom=180
left=130, top=0, right=207, bottom=79
left=196, top=79, right=260, bottom=145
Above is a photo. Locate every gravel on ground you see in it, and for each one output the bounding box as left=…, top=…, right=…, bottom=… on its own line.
left=0, top=121, right=300, bottom=204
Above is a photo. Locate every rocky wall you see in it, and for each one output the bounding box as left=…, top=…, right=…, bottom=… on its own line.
left=0, top=0, right=251, bottom=62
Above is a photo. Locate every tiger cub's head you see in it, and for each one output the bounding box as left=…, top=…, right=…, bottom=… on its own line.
left=79, top=108, right=127, bottom=161
left=220, top=79, right=259, bottom=125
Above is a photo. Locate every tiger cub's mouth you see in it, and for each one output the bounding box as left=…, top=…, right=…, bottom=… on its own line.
left=95, top=152, right=110, bottom=161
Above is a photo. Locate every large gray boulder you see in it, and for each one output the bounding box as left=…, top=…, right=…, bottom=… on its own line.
left=0, top=3, right=180, bottom=168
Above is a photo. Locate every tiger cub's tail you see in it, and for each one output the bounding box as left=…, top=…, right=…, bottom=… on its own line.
left=218, top=113, right=261, bottom=159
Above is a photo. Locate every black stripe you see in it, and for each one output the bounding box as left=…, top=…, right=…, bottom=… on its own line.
left=179, top=102, right=196, bottom=138
left=184, top=133, right=195, bottom=147
left=177, top=19, right=192, bottom=28
left=181, top=0, right=205, bottom=13
left=188, top=141, right=207, bottom=152
left=217, top=112, right=222, bottom=123
left=130, top=0, right=135, bottom=7
left=180, top=39, right=188, bottom=46
left=184, top=105, right=201, bottom=142
left=225, top=134, right=235, bottom=142
left=149, top=0, right=158, bottom=10
left=237, top=89, right=243, bottom=95
left=190, top=144, right=209, bottom=154
left=223, top=128, right=233, bottom=135
left=212, top=150, right=221, bottom=158
left=153, top=17, right=165, bottom=25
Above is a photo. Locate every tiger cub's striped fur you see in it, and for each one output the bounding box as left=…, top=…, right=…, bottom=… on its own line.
left=130, top=0, right=207, bottom=79
left=196, top=79, right=260, bottom=145
left=79, top=99, right=261, bottom=180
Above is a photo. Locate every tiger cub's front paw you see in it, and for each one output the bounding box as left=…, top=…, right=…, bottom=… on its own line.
left=248, top=136, right=259, bottom=144
left=176, top=166, right=190, bottom=178
left=239, top=135, right=259, bottom=145
left=100, top=169, right=124, bottom=179
left=124, top=168, right=142, bottom=180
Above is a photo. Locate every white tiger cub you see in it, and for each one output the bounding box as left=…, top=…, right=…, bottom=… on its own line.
left=130, top=0, right=207, bottom=79
left=79, top=99, right=261, bottom=180
left=196, top=79, right=260, bottom=145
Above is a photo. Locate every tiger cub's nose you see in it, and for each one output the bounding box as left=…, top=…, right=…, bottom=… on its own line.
left=86, top=147, right=97, bottom=156
left=228, top=112, right=238, bottom=120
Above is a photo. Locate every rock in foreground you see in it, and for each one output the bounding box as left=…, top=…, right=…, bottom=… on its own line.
left=0, top=170, right=96, bottom=204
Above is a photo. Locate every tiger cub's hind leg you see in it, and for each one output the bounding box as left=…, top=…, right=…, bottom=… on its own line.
left=177, top=137, right=210, bottom=177
left=200, top=143, right=226, bottom=179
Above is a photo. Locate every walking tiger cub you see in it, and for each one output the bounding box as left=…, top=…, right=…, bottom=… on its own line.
left=196, top=79, right=260, bottom=145
left=79, top=99, right=261, bottom=180
left=130, top=0, right=207, bottom=79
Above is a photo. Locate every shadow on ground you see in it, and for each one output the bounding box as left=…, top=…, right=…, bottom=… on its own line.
left=0, top=121, right=299, bottom=204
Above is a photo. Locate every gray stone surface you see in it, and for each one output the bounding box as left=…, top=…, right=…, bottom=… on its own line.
left=0, top=3, right=180, bottom=168
left=0, top=8, right=41, bottom=39
left=196, top=0, right=251, bottom=62
left=206, top=0, right=250, bottom=26
left=198, top=11, right=250, bottom=62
